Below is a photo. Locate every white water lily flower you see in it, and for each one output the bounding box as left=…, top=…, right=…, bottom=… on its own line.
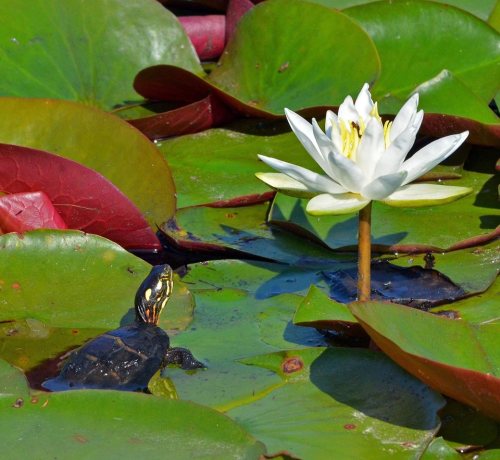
left=256, top=84, right=472, bottom=215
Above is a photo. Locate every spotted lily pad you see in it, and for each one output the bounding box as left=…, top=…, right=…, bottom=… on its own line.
left=228, top=348, right=445, bottom=459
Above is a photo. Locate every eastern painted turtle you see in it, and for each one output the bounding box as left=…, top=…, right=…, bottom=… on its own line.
left=43, top=265, right=204, bottom=391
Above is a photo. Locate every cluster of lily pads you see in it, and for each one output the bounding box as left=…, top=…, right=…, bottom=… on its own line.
left=0, top=0, right=498, bottom=458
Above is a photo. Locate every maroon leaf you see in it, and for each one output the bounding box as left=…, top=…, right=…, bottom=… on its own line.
left=422, top=113, right=500, bottom=147
left=0, top=144, right=161, bottom=250
left=179, top=15, right=226, bottom=60
left=134, top=65, right=280, bottom=118
left=226, top=0, right=254, bottom=43
left=0, top=191, right=68, bottom=232
left=128, top=95, right=235, bottom=140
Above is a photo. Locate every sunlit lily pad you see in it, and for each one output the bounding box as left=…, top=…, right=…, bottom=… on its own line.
left=345, top=1, right=500, bottom=105
left=0, top=98, right=176, bottom=229
left=228, top=348, right=444, bottom=459
left=0, top=230, right=193, bottom=330
left=269, top=152, right=499, bottom=252
left=135, top=0, right=380, bottom=116
left=0, top=0, right=202, bottom=109
left=349, top=301, right=500, bottom=421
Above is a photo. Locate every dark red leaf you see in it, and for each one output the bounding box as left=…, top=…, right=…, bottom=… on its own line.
left=421, top=113, right=500, bottom=147
left=0, top=191, right=68, bottom=232
left=134, top=65, right=280, bottom=118
left=128, top=95, right=235, bottom=140
left=0, top=144, right=161, bottom=250
left=179, top=15, right=226, bottom=60
left=226, top=0, right=254, bottom=43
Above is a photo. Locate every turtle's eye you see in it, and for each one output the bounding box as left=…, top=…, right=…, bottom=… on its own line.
left=135, top=265, right=173, bottom=325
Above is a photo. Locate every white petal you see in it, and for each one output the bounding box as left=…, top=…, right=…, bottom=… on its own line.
left=382, top=184, right=473, bottom=207
left=284, top=108, right=331, bottom=173
left=390, top=93, right=419, bottom=142
left=306, top=193, right=370, bottom=215
left=373, top=127, right=416, bottom=178
left=354, top=83, right=375, bottom=122
left=255, top=172, right=317, bottom=198
left=257, top=155, right=346, bottom=194
left=325, top=150, right=365, bottom=193
left=361, top=171, right=407, bottom=200
left=325, top=110, right=337, bottom=138
left=401, top=131, right=469, bottom=185
left=355, top=117, right=385, bottom=180
left=312, top=119, right=371, bottom=191
left=338, top=95, right=358, bottom=124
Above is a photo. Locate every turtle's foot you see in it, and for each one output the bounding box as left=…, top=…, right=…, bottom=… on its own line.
left=164, top=347, right=205, bottom=370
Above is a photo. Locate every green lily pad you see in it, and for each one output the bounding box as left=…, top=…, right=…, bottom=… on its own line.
left=157, top=119, right=314, bottom=208
left=163, top=201, right=356, bottom=266
left=345, top=1, right=500, bottom=105
left=136, top=0, right=380, bottom=117
left=431, top=277, right=499, bottom=325
left=349, top=301, right=500, bottom=421
left=0, top=390, right=265, bottom=459
left=420, top=437, right=461, bottom=460
left=0, top=98, right=175, bottom=228
left=0, top=230, right=193, bottom=330
left=438, top=399, right=499, bottom=450
left=228, top=348, right=444, bottom=459
left=269, top=153, right=499, bottom=252
left=309, top=0, right=498, bottom=21
left=157, top=287, right=327, bottom=410
left=0, top=359, right=30, bottom=398
left=0, top=0, right=202, bottom=109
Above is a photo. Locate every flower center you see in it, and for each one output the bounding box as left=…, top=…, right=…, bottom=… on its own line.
left=337, top=103, right=393, bottom=161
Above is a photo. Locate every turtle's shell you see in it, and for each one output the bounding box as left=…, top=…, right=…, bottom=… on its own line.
left=43, top=323, right=169, bottom=391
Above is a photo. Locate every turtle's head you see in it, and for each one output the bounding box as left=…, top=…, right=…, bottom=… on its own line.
left=135, top=264, right=174, bottom=325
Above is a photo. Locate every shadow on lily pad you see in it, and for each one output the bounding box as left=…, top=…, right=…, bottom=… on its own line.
left=324, top=260, right=466, bottom=309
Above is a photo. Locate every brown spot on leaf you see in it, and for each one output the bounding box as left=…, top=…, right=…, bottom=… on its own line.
left=281, top=356, right=303, bottom=374
left=344, top=424, right=356, bottom=430
left=71, top=329, right=79, bottom=335
left=278, top=61, right=289, bottom=73
left=11, top=282, right=21, bottom=290
left=12, top=398, right=23, bottom=408
left=402, top=442, right=416, bottom=448
left=73, top=434, right=89, bottom=444
left=30, top=396, right=39, bottom=404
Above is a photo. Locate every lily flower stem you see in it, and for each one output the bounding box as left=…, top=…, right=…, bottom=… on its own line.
left=357, top=202, right=372, bottom=301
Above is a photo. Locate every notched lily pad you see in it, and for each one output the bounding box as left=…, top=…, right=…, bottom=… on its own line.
left=135, top=0, right=380, bottom=117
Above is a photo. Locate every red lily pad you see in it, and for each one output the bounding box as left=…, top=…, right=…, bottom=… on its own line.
left=134, top=0, right=380, bottom=117
left=0, top=191, right=67, bottom=233
left=349, top=301, right=500, bottom=421
left=0, top=98, right=175, bottom=233
left=0, top=144, right=160, bottom=250
left=226, top=0, right=254, bottom=43
left=179, top=16, right=226, bottom=60
left=127, top=95, right=235, bottom=141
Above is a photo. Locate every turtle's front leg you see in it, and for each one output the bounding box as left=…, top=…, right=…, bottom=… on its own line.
left=164, top=347, right=205, bottom=370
